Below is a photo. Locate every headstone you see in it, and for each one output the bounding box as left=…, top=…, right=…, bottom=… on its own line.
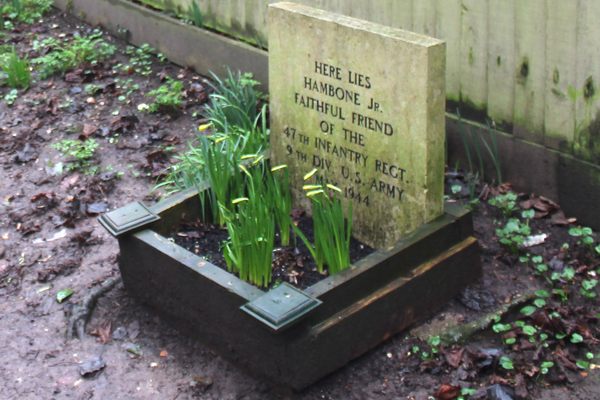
left=268, top=2, right=446, bottom=249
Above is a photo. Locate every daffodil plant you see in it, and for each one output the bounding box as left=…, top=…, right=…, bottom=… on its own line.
left=220, top=163, right=275, bottom=287
left=293, top=169, right=353, bottom=274
left=266, top=164, right=293, bottom=246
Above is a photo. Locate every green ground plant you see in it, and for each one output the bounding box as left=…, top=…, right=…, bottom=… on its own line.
left=115, top=78, right=140, bottom=102
left=31, top=36, right=59, bottom=52
left=52, top=138, right=99, bottom=175
left=568, top=226, right=595, bottom=248
left=487, top=205, right=600, bottom=381
left=121, top=43, right=164, bottom=76
left=147, top=77, right=184, bottom=113
left=1, top=0, right=52, bottom=25
left=3, top=87, right=17, bottom=105
left=495, top=216, right=531, bottom=255
left=488, top=191, right=518, bottom=218
left=0, top=47, right=30, bottom=89
left=33, top=31, right=115, bottom=78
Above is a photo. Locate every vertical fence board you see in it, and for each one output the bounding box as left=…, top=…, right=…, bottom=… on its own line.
left=513, top=0, right=546, bottom=142
left=257, top=0, right=271, bottom=45
left=436, top=0, right=462, bottom=102
left=211, top=0, right=224, bottom=30
left=574, top=0, right=600, bottom=163
left=544, top=0, right=577, bottom=150
left=459, top=0, right=489, bottom=111
left=138, top=0, right=600, bottom=161
left=412, top=0, right=437, bottom=37
left=377, top=0, right=396, bottom=28
left=232, top=0, right=245, bottom=35
left=486, top=0, right=515, bottom=128
left=391, top=0, right=414, bottom=30
left=199, top=0, right=215, bottom=27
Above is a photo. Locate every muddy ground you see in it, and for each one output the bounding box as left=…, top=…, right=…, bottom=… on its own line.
left=0, top=9, right=598, bottom=400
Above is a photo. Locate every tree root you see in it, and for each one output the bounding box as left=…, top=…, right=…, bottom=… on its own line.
left=439, top=291, right=537, bottom=345
left=66, top=276, right=121, bottom=340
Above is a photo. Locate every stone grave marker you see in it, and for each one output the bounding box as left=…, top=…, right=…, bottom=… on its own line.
left=268, top=2, right=446, bottom=249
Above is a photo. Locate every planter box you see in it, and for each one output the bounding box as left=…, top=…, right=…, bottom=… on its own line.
left=101, top=187, right=481, bottom=389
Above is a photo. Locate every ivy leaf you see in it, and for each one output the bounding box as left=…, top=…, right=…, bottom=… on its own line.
left=540, top=361, right=554, bottom=374
left=576, top=360, right=590, bottom=370
left=493, top=323, right=512, bottom=333
left=520, top=305, right=537, bottom=316
left=521, top=209, right=535, bottom=219
left=562, top=267, right=575, bottom=280
left=571, top=333, right=584, bottom=344
left=504, top=338, right=517, bottom=345
left=428, top=335, right=441, bottom=347
left=534, top=298, right=546, bottom=308
left=582, top=279, right=598, bottom=291
left=555, top=333, right=567, bottom=340
left=541, top=361, right=554, bottom=369
left=522, top=325, right=537, bottom=336
left=536, top=264, right=548, bottom=273
left=500, top=356, right=514, bottom=370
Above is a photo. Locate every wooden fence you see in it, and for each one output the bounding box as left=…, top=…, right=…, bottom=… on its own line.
left=141, top=0, right=600, bottom=165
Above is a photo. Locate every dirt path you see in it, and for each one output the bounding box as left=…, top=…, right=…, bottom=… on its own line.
left=0, top=9, right=598, bottom=400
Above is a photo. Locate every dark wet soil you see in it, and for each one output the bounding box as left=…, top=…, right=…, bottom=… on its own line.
left=169, top=214, right=373, bottom=290
left=0, top=8, right=598, bottom=400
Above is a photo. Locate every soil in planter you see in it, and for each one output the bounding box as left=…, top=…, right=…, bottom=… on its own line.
left=169, top=210, right=374, bottom=289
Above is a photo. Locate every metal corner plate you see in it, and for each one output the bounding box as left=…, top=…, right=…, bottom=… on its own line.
left=241, top=282, right=322, bottom=332
left=98, top=201, right=160, bottom=237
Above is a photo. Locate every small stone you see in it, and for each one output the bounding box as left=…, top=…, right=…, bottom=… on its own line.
left=78, top=356, right=106, bottom=377
left=190, top=376, right=213, bottom=392
left=86, top=97, right=96, bottom=104
left=86, top=202, right=109, bottom=215
left=0, top=261, right=8, bottom=274
left=111, top=326, right=127, bottom=341
left=486, top=384, right=514, bottom=400
left=127, top=320, right=140, bottom=339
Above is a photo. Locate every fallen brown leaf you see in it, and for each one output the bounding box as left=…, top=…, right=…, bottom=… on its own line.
left=434, top=384, right=460, bottom=400
left=90, top=320, right=112, bottom=344
left=443, top=347, right=464, bottom=369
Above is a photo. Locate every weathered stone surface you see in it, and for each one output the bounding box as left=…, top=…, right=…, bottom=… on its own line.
left=269, top=2, right=446, bottom=249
